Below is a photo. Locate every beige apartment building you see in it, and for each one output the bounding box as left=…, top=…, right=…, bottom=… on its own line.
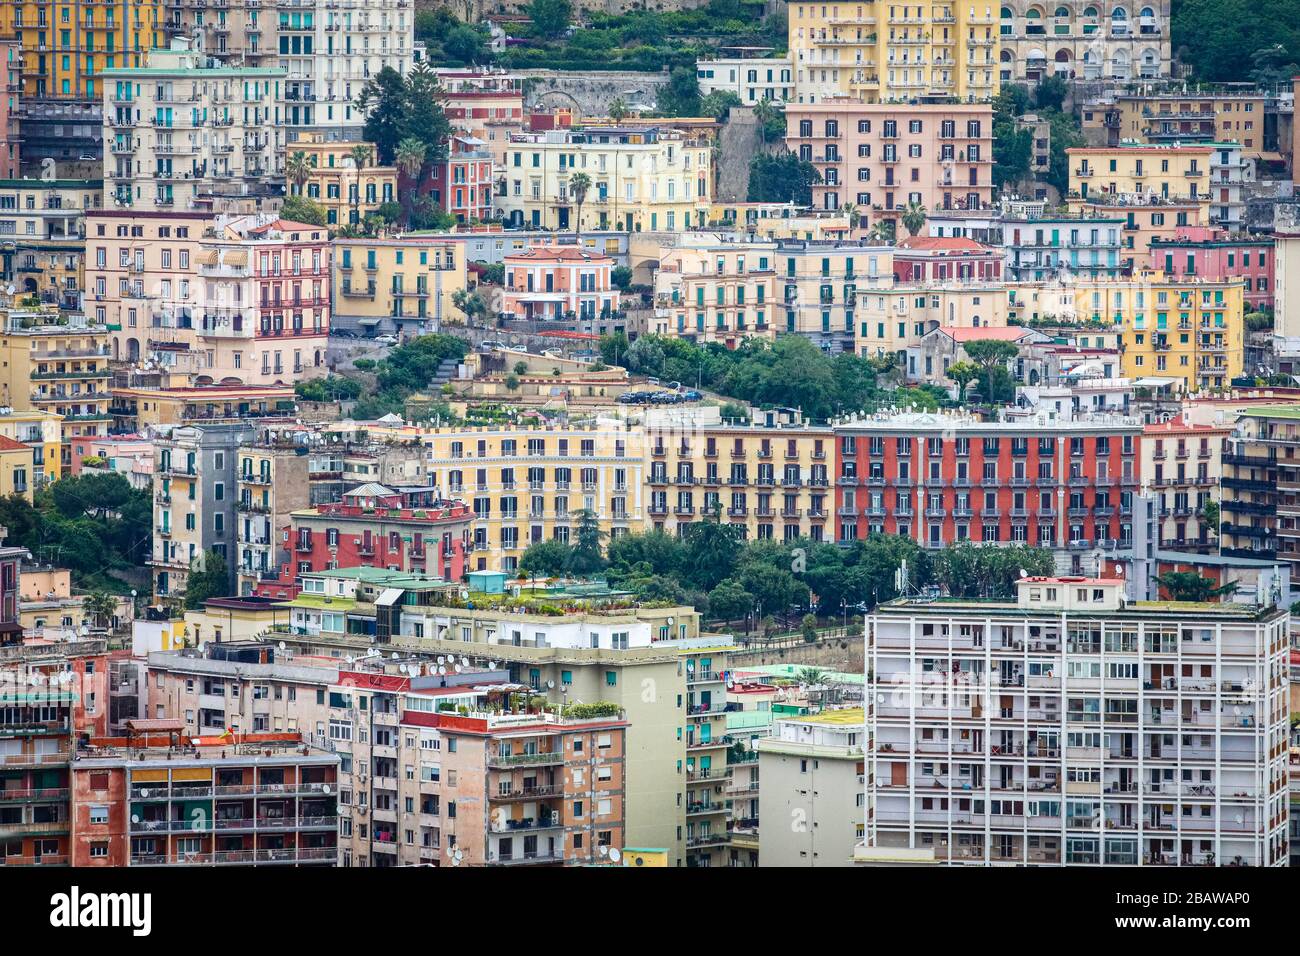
left=288, top=134, right=397, bottom=228
left=421, top=422, right=646, bottom=574
left=331, top=236, right=468, bottom=338
left=998, top=1, right=1171, bottom=84
left=776, top=238, right=894, bottom=354
left=0, top=177, right=100, bottom=313
left=650, top=238, right=780, bottom=347
left=1139, top=417, right=1227, bottom=551
left=645, top=419, right=836, bottom=544
left=1068, top=144, right=1213, bottom=202
left=788, top=2, right=999, bottom=104
left=856, top=282, right=1008, bottom=362
left=1066, top=194, right=1209, bottom=273
left=1091, top=89, right=1266, bottom=156
left=784, top=102, right=994, bottom=220
left=103, top=40, right=285, bottom=214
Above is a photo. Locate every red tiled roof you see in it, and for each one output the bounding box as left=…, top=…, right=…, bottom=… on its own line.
left=247, top=219, right=328, bottom=235
left=0, top=435, right=30, bottom=451
left=1142, top=416, right=1229, bottom=435
left=896, top=236, right=994, bottom=254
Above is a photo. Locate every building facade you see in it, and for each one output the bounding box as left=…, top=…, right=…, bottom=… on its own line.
left=997, top=1, right=1170, bottom=84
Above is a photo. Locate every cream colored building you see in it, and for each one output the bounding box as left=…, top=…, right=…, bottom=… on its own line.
left=856, top=282, right=1008, bottom=361
left=788, top=2, right=999, bottom=104
left=421, top=422, right=646, bottom=574
left=103, top=40, right=285, bottom=214
left=998, top=2, right=1171, bottom=84
left=498, top=126, right=711, bottom=233
left=776, top=238, right=894, bottom=354
left=650, top=238, right=780, bottom=346
left=289, top=134, right=397, bottom=228
left=1068, top=144, right=1213, bottom=202
left=1139, top=418, right=1228, bottom=550
left=0, top=407, right=61, bottom=486
left=0, top=177, right=100, bottom=313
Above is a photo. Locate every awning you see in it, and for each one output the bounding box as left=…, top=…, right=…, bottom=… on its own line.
left=358, top=317, right=382, bottom=326
left=196, top=250, right=218, bottom=266
left=375, top=588, right=404, bottom=608
left=225, top=251, right=248, bottom=267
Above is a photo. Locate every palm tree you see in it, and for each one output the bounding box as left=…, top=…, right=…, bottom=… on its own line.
left=82, top=590, right=118, bottom=632
left=608, top=96, right=628, bottom=122
left=568, top=171, right=591, bottom=239
left=348, top=144, right=373, bottom=227
left=394, top=137, right=427, bottom=227
left=753, top=98, right=784, bottom=142
left=839, top=202, right=862, bottom=233
left=349, top=144, right=372, bottom=171
left=900, top=199, right=928, bottom=237
left=285, top=150, right=311, bottom=197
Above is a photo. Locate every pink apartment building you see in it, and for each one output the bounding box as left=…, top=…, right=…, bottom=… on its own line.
left=784, top=101, right=994, bottom=222
left=500, top=246, right=620, bottom=322
left=428, top=134, right=494, bottom=224
left=892, top=235, right=1003, bottom=282
left=1148, top=227, right=1275, bottom=311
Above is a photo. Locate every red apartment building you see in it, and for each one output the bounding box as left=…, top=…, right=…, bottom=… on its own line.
left=427, top=135, right=494, bottom=224
left=1148, top=227, right=1275, bottom=311
left=892, top=235, right=1004, bottom=282
left=832, top=414, right=1143, bottom=552
left=256, top=484, right=473, bottom=599
left=241, top=217, right=333, bottom=373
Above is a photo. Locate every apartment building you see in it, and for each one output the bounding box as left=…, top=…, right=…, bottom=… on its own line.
left=0, top=407, right=60, bottom=486
left=289, top=134, right=396, bottom=227
left=257, top=484, right=474, bottom=594
left=331, top=236, right=467, bottom=337
left=0, top=435, right=33, bottom=501
left=1069, top=144, right=1213, bottom=203
left=0, top=177, right=99, bottom=312
left=108, top=381, right=296, bottom=432
left=428, top=134, right=494, bottom=224
left=151, top=422, right=254, bottom=599
left=1078, top=276, right=1244, bottom=392
left=501, top=246, right=620, bottom=325
left=497, top=126, right=711, bottom=233
left=1139, top=418, right=1227, bottom=552
left=1098, top=88, right=1267, bottom=157
left=907, top=324, right=1047, bottom=387
left=0, top=40, right=18, bottom=179
left=437, top=71, right=526, bottom=167
left=166, top=0, right=274, bottom=68
left=268, top=574, right=727, bottom=866
left=756, top=708, right=864, bottom=866
left=70, top=726, right=339, bottom=866
left=0, top=308, right=110, bottom=466
left=1002, top=214, right=1125, bottom=282
left=422, top=423, right=643, bottom=574
left=856, top=281, right=1008, bottom=362
left=997, top=1, right=1170, bottom=84
left=2, top=0, right=162, bottom=164
left=788, top=2, right=998, bottom=104
left=1218, top=407, right=1292, bottom=571
left=892, top=236, right=1003, bottom=283
left=866, top=576, right=1290, bottom=866
left=696, top=55, right=794, bottom=105
left=833, top=411, right=1144, bottom=554
left=1149, top=230, right=1274, bottom=312
left=646, top=418, right=835, bottom=544
left=235, top=440, right=312, bottom=595
left=775, top=238, right=893, bottom=354
left=650, top=239, right=777, bottom=347
left=785, top=102, right=993, bottom=219
left=102, top=39, right=284, bottom=213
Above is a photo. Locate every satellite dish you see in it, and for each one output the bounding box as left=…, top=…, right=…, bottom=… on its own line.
left=488, top=662, right=497, bottom=670
left=345, top=655, right=355, bottom=664
left=278, top=641, right=286, bottom=651
left=546, top=680, right=555, bottom=690
left=398, top=663, right=408, bottom=674
left=1018, top=568, right=1028, bottom=578
left=390, top=652, right=398, bottom=660
left=437, top=656, right=446, bottom=665
left=131, top=814, right=140, bottom=823
left=454, top=664, right=462, bottom=673
left=138, top=791, right=148, bottom=799
left=598, top=845, right=608, bottom=857
left=461, top=657, right=469, bottom=667
left=608, top=847, right=621, bottom=864
left=322, top=785, right=331, bottom=794
left=438, top=666, right=447, bottom=675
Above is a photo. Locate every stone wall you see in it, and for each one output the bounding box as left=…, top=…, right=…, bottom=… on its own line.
left=518, top=69, right=672, bottom=115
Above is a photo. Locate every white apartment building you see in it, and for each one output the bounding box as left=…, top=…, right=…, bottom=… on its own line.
left=866, top=576, right=1290, bottom=866
left=102, top=40, right=285, bottom=213
left=696, top=56, right=795, bottom=105
left=756, top=709, right=865, bottom=866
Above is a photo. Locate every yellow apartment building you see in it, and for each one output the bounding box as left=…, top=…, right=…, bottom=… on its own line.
left=331, top=236, right=468, bottom=338
left=1075, top=276, right=1243, bottom=392
left=788, top=1, right=999, bottom=104
left=1100, top=91, right=1268, bottom=158
left=421, top=422, right=646, bottom=574
left=650, top=239, right=779, bottom=347
left=0, top=178, right=100, bottom=312
left=645, top=419, right=835, bottom=544
left=0, top=406, right=61, bottom=484
left=3, top=0, right=163, bottom=162
left=288, top=134, right=397, bottom=227
left=1068, top=144, right=1213, bottom=201
left=0, top=433, right=34, bottom=500
left=0, top=307, right=110, bottom=469
left=497, top=126, right=711, bottom=233
left=855, top=282, right=1008, bottom=360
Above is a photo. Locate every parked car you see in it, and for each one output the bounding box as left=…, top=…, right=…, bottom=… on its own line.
left=681, top=390, right=703, bottom=402
left=374, top=334, right=398, bottom=346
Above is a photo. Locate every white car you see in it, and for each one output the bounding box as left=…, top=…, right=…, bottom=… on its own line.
left=374, top=334, right=398, bottom=346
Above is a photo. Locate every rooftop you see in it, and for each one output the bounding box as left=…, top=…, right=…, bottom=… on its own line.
left=785, top=707, right=865, bottom=726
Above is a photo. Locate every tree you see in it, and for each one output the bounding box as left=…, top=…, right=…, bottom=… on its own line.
left=567, top=508, right=606, bottom=576
left=947, top=360, right=981, bottom=403
left=184, top=550, right=230, bottom=610
left=281, top=194, right=327, bottom=226
left=1034, top=74, right=1068, bottom=112
left=657, top=65, right=701, bottom=117
left=962, top=339, right=1021, bottom=405
left=840, top=202, right=862, bottom=232
left=800, top=613, right=819, bottom=643
left=608, top=96, right=629, bottom=122
left=285, top=150, right=312, bottom=197
left=900, top=200, right=927, bottom=237
left=993, top=116, right=1033, bottom=191
left=1155, top=571, right=1237, bottom=603
left=528, top=0, right=572, bottom=37
left=700, top=90, right=742, bottom=121
left=747, top=152, right=821, bottom=204
left=356, top=66, right=409, bottom=165
left=513, top=361, right=529, bottom=375
left=568, top=171, right=591, bottom=238
left=736, top=561, right=806, bottom=616
left=82, top=590, right=118, bottom=631
left=443, top=23, right=488, bottom=65
left=610, top=266, right=633, bottom=291
left=753, top=97, right=785, bottom=143
left=683, top=515, right=744, bottom=591
left=504, top=373, right=520, bottom=392
left=929, top=543, right=1053, bottom=599
left=707, top=578, right=753, bottom=623
left=1201, top=501, right=1221, bottom=536
left=395, top=137, right=428, bottom=226
left=519, top=538, right=572, bottom=577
